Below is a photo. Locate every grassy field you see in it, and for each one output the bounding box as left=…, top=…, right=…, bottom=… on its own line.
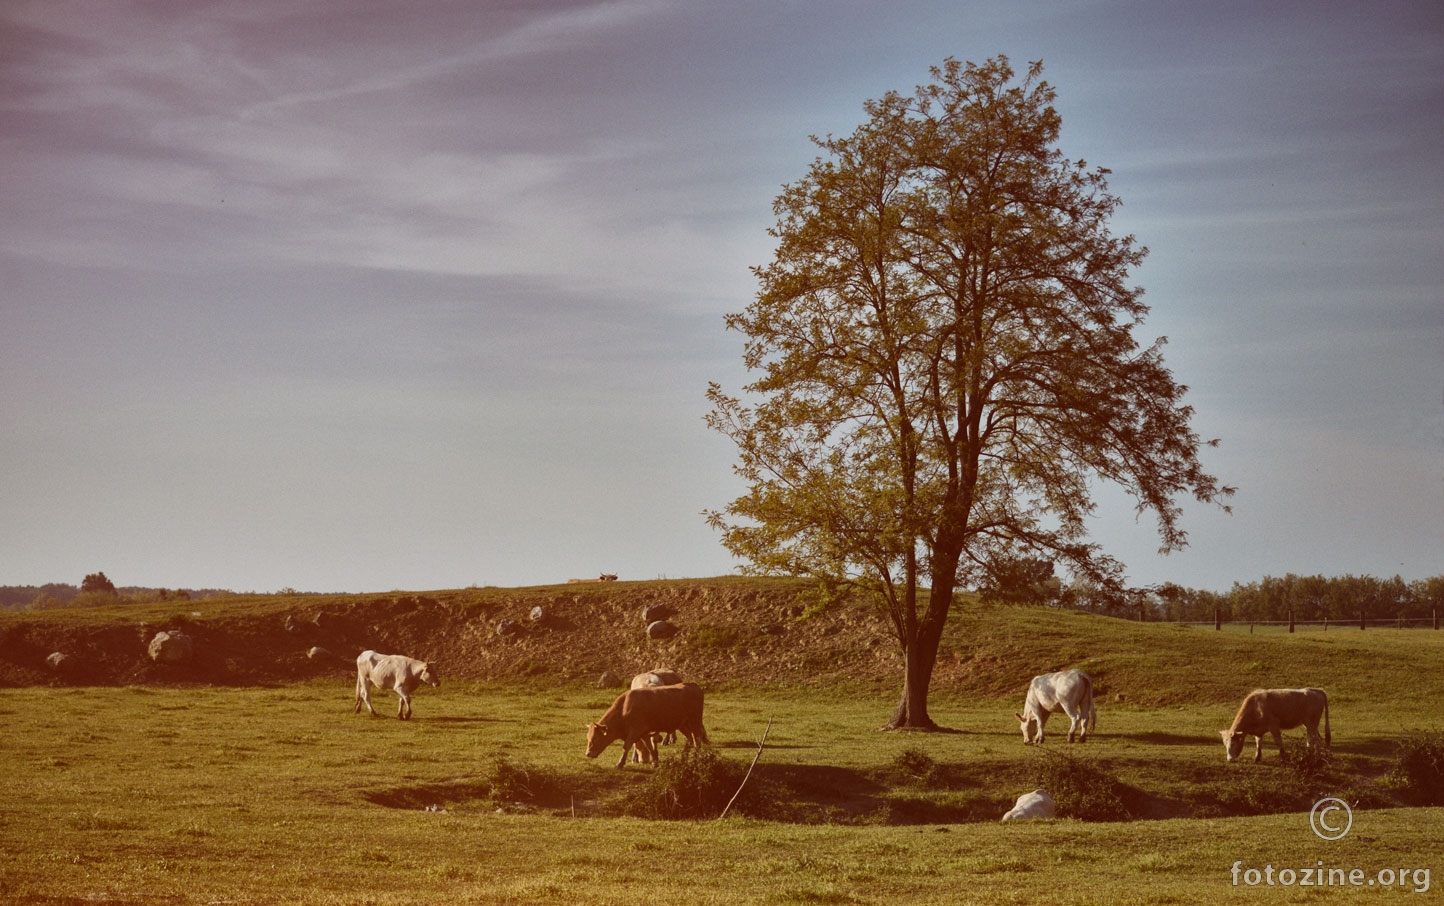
left=2, top=662, right=1441, bottom=904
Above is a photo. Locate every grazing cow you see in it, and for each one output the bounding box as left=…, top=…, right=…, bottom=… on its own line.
left=1219, top=688, right=1330, bottom=763
left=628, top=670, right=685, bottom=759
left=585, top=682, right=709, bottom=768
left=1015, top=669, right=1096, bottom=744
left=1001, top=789, right=1056, bottom=821
left=568, top=573, right=619, bottom=583
left=354, top=650, right=440, bottom=720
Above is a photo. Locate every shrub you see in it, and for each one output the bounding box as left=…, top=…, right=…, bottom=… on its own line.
left=1031, top=750, right=1134, bottom=821
left=1278, top=738, right=1334, bottom=781
left=1204, top=741, right=1339, bottom=817
left=618, top=748, right=763, bottom=820
left=1384, top=729, right=1444, bottom=806
left=891, top=747, right=937, bottom=782
left=481, top=755, right=559, bottom=808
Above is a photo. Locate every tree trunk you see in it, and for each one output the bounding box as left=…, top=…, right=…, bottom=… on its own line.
left=886, top=628, right=941, bottom=729
left=883, top=558, right=958, bottom=730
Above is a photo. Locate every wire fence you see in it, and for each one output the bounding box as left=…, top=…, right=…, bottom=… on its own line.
left=1173, top=614, right=1441, bottom=633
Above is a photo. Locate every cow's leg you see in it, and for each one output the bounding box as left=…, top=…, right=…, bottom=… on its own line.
left=397, top=692, right=411, bottom=720
left=630, top=736, right=658, bottom=764
left=357, top=679, right=377, bottom=717
left=1065, top=707, right=1082, bottom=743
left=616, top=738, right=636, bottom=768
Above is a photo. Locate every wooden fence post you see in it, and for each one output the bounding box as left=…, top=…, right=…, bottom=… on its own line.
left=1360, top=609, right=1366, bottom=631
left=1288, top=608, right=1295, bottom=633
left=1434, top=608, right=1439, bottom=631
left=1214, top=606, right=1221, bottom=631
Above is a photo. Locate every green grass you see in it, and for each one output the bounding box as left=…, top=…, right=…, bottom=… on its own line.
left=1, top=677, right=1441, bottom=904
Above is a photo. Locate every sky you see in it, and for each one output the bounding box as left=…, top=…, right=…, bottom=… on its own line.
left=2, top=0, right=1441, bottom=595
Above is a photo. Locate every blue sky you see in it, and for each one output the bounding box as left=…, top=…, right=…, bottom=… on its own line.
left=2, top=1, right=1441, bottom=593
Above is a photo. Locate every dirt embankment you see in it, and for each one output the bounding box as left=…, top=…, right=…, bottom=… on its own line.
left=0, top=579, right=921, bottom=690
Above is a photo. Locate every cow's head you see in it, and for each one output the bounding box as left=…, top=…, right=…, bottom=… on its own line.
left=419, top=662, right=441, bottom=688
left=1219, top=730, right=1246, bottom=762
left=585, top=722, right=617, bottom=758
left=1015, top=711, right=1041, bottom=744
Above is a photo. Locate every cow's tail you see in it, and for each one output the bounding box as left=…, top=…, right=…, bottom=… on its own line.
left=1084, top=674, right=1097, bottom=735
left=1323, top=690, right=1331, bottom=747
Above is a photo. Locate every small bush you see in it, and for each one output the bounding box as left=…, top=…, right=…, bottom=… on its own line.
left=618, top=748, right=764, bottom=820
left=481, top=755, right=558, bottom=808
left=1031, top=750, right=1133, bottom=821
left=877, top=747, right=964, bottom=789
left=1205, top=740, right=1339, bottom=817
left=1384, top=729, right=1444, bottom=805
left=1279, top=738, right=1334, bottom=781
left=1207, top=772, right=1309, bottom=817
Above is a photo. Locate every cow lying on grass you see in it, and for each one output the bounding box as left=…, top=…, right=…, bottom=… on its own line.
left=354, top=650, right=440, bottom=720
left=586, top=682, right=709, bottom=768
left=1219, top=687, right=1330, bottom=763
left=1002, top=789, right=1056, bottom=821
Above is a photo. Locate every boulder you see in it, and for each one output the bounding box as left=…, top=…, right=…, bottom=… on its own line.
left=306, top=646, right=333, bottom=661
left=597, top=670, right=624, bottom=689
left=642, top=603, right=674, bottom=623
left=148, top=630, right=194, bottom=664
left=45, top=651, right=72, bottom=672
left=529, top=606, right=547, bottom=623
left=646, top=620, right=678, bottom=640
left=496, top=619, right=519, bottom=637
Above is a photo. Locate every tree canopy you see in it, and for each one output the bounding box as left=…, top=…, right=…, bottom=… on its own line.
left=707, top=56, right=1232, bottom=728
left=81, top=572, right=116, bottom=595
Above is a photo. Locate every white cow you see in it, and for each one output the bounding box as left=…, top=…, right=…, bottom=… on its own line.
left=1015, top=669, right=1096, bottom=744
left=354, top=650, right=440, bottom=720
left=630, top=669, right=684, bottom=690
left=1001, top=789, right=1056, bottom=821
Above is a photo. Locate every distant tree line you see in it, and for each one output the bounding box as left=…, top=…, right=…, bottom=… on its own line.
left=0, top=572, right=230, bottom=612
left=979, top=558, right=1444, bottom=625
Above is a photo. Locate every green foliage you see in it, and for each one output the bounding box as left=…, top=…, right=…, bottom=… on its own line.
left=617, top=747, right=754, bottom=820
left=481, top=754, right=560, bottom=808
left=1030, top=750, right=1135, bottom=821
left=1384, top=729, right=1444, bottom=805
left=81, top=572, right=116, bottom=595
left=707, top=56, right=1230, bottom=729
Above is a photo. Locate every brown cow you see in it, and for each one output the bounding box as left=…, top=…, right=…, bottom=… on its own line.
left=629, top=670, right=685, bottom=759
left=585, top=683, right=709, bottom=768
left=1219, top=688, right=1331, bottom=763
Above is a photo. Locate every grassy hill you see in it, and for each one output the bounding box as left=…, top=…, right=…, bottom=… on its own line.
left=3, top=576, right=1441, bottom=712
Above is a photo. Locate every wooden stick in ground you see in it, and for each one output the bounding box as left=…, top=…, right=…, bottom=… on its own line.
left=718, top=718, right=772, bottom=820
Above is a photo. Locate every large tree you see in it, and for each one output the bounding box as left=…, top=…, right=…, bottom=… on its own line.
left=706, top=57, right=1232, bottom=729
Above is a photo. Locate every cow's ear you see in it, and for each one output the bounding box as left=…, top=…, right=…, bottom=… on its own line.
left=1014, top=712, right=1025, bottom=722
